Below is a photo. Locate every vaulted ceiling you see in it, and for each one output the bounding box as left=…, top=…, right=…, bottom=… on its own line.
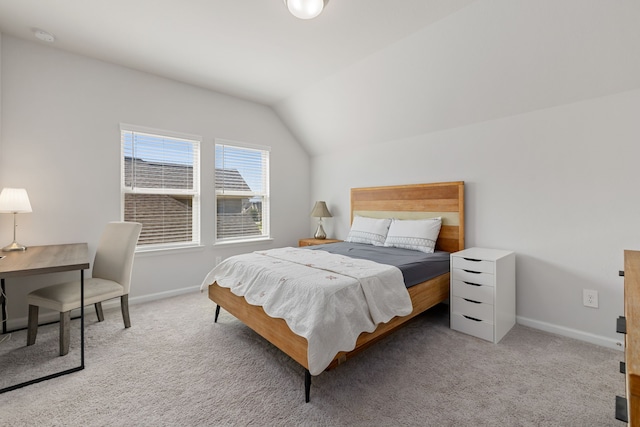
left=1, top=0, right=639, bottom=157
left=0, top=0, right=475, bottom=104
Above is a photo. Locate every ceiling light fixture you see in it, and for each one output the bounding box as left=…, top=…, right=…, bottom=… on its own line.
left=284, top=0, right=327, bottom=20
left=34, top=29, right=56, bottom=43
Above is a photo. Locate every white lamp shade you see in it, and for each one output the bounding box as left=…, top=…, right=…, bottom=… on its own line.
left=310, top=201, right=332, bottom=218
left=285, top=0, right=324, bottom=19
left=0, top=188, right=33, bottom=213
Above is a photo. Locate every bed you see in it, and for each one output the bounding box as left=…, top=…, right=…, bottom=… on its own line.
left=204, top=181, right=465, bottom=402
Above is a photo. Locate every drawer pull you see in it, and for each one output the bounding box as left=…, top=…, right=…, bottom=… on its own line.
left=615, top=396, right=628, bottom=422
left=619, top=270, right=625, bottom=277
left=463, top=269, right=482, bottom=274
left=463, top=257, right=482, bottom=262
left=617, top=316, right=627, bottom=334
left=463, top=281, right=481, bottom=286
left=463, top=298, right=481, bottom=304
left=463, top=315, right=482, bottom=322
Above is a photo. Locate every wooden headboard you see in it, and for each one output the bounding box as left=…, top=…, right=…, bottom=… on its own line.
left=350, top=181, right=465, bottom=253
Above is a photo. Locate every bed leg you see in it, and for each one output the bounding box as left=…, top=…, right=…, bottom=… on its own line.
left=305, top=369, right=311, bottom=403
left=215, top=305, right=221, bottom=323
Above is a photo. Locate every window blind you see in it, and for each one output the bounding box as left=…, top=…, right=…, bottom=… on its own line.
left=215, top=141, right=270, bottom=242
left=121, top=125, right=201, bottom=248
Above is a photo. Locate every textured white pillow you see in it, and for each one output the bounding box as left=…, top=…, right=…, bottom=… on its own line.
left=345, top=216, right=391, bottom=246
left=383, top=218, right=442, bottom=253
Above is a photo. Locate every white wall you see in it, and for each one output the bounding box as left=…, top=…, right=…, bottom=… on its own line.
left=0, top=32, right=2, bottom=168
left=294, top=0, right=640, bottom=349
left=0, top=36, right=310, bottom=327
left=2, top=1, right=638, bottom=350
left=312, top=89, right=640, bottom=349
left=277, top=0, right=640, bottom=157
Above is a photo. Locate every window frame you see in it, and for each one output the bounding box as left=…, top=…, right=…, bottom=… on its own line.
left=214, top=139, right=271, bottom=245
left=120, top=123, right=202, bottom=252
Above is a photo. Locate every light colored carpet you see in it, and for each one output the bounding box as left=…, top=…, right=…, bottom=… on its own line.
left=0, top=291, right=626, bottom=426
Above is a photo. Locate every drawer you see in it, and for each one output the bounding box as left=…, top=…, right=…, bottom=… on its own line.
left=451, top=296, right=494, bottom=322
left=451, top=279, right=494, bottom=304
left=451, top=312, right=494, bottom=342
left=452, top=256, right=494, bottom=274
left=451, top=268, right=495, bottom=287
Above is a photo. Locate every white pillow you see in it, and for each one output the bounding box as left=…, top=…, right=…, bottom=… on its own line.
left=383, top=218, right=442, bottom=253
left=345, top=216, right=391, bottom=246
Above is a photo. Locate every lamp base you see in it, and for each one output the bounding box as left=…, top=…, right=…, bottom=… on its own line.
left=2, top=241, right=27, bottom=252
left=314, top=224, right=327, bottom=240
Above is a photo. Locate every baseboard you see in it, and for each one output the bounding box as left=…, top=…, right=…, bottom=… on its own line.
left=8, top=291, right=624, bottom=353
left=98, top=286, right=201, bottom=312
left=517, top=315, right=624, bottom=351
left=6, top=286, right=201, bottom=331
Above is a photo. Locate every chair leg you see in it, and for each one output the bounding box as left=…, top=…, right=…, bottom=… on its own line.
left=121, top=294, right=131, bottom=328
left=27, top=305, right=39, bottom=346
left=95, top=302, right=104, bottom=322
left=60, top=311, right=70, bottom=356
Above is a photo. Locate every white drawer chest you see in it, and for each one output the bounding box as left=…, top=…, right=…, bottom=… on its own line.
left=450, top=247, right=516, bottom=343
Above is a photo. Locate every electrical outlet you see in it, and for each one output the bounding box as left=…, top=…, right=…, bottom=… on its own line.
left=583, top=289, right=599, bottom=308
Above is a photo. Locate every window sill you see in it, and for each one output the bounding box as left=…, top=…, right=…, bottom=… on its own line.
left=135, top=243, right=205, bottom=257
left=213, top=237, right=274, bottom=247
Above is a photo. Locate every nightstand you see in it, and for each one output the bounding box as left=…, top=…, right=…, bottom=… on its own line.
left=450, top=247, right=516, bottom=343
left=299, top=238, right=342, bottom=247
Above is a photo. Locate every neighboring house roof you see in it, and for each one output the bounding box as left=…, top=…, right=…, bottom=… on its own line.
left=124, top=157, right=260, bottom=242
left=124, top=193, right=192, bottom=244
left=124, top=157, right=193, bottom=190
left=215, top=168, right=252, bottom=192
left=124, top=157, right=252, bottom=193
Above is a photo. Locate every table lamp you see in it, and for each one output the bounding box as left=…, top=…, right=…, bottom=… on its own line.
left=0, top=188, right=33, bottom=251
left=310, top=201, right=332, bottom=240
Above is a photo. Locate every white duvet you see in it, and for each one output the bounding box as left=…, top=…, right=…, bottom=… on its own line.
left=200, top=247, right=412, bottom=375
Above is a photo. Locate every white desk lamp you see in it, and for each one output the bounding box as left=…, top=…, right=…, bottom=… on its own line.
left=0, top=188, right=33, bottom=251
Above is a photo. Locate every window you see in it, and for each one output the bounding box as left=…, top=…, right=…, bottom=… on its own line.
left=121, top=124, right=201, bottom=249
left=215, top=141, right=270, bottom=242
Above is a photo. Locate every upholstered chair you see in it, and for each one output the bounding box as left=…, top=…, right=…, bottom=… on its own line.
left=26, top=221, right=142, bottom=355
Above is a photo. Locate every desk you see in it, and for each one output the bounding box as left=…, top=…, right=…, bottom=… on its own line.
left=0, top=243, right=90, bottom=393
